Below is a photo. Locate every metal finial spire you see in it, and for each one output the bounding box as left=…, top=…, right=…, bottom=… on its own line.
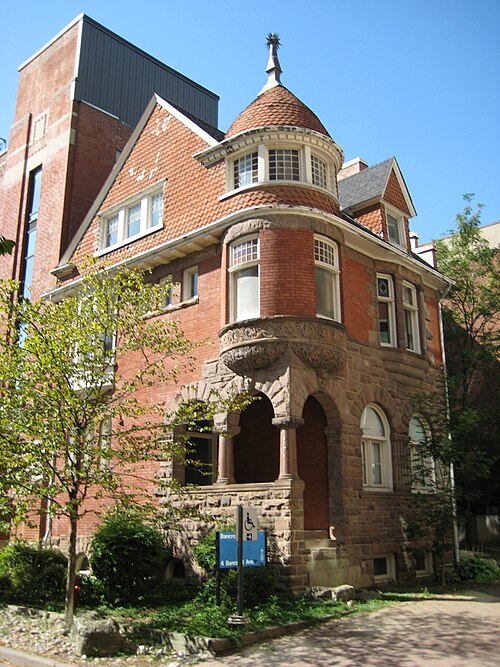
left=259, top=33, right=282, bottom=94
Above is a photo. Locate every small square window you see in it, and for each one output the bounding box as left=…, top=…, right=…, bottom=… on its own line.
left=373, top=555, right=395, bottom=582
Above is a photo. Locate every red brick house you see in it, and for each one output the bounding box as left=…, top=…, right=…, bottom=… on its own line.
left=1, top=22, right=448, bottom=588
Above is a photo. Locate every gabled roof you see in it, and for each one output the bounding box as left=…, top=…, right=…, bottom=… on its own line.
left=338, top=157, right=416, bottom=218
left=55, top=95, right=219, bottom=274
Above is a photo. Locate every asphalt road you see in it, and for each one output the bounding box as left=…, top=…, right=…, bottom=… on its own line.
left=200, top=584, right=500, bottom=667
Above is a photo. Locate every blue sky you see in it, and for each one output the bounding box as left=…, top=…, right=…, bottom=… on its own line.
left=1, top=0, right=498, bottom=242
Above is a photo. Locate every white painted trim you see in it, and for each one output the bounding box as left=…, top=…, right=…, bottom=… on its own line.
left=155, top=95, right=218, bottom=147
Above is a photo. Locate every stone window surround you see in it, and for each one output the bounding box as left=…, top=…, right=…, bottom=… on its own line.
left=360, top=404, right=393, bottom=492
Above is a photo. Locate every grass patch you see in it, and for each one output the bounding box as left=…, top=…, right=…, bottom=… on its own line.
left=79, top=593, right=390, bottom=642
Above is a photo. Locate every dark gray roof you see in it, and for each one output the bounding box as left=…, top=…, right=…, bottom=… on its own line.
left=338, top=158, right=393, bottom=211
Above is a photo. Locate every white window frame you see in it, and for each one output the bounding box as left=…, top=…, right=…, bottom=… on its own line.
left=409, top=415, right=436, bottom=492
left=314, top=236, right=340, bottom=322
left=377, top=274, right=396, bottom=347
left=233, top=151, right=259, bottom=189
left=228, top=236, right=260, bottom=322
left=98, top=186, right=164, bottom=254
left=385, top=206, right=406, bottom=248
left=268, top=147, right=301, bottom=181
left=360, top=405, right=393, bottom=491
left=182, top=266, right=198, bottom=302
left=402, top=282, right=421, bottom=353
left=226, top=143, right=335, bottom=194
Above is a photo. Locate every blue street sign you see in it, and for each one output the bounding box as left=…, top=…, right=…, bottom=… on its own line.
left=218, top=531, right=267, bottom=569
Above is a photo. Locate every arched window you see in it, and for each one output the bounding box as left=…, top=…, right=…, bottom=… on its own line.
left=229, top=237, right=260, bottom=322
left=184, top=418, right=216, bottom=486
left=360, top=405, right=392, bottom=490
left=409, top=416, right=435, bottom=491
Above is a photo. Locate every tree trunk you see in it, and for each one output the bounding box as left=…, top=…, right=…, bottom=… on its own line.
left=64, top=512, right=78, bottom=628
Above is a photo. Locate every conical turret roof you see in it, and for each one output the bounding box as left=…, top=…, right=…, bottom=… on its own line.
left=226, top=34, right=330, bottom=139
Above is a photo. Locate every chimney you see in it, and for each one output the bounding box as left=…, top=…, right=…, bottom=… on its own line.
left=338, top=157, right=369, bottom=181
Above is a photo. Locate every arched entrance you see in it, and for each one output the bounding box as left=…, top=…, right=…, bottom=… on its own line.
left=298, top=395, right=329, bottom=531
left=234, top=393, right=279, bottom=483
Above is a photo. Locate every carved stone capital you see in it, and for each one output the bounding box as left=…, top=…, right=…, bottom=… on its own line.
left=272, top=417, right=305, bottom=430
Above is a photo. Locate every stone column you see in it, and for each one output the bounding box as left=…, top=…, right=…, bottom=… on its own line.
left=272, top=417, right=304, bottom=480
left=214, top=413, right=240, bottom=485
left=216, top=428, right=240, bottom=484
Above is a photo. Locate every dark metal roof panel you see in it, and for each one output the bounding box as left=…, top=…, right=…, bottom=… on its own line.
left=74, top=17, right=219, bottom=129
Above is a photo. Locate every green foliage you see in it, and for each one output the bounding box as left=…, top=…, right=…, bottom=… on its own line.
left=435, top=194, right=500, bottom=511
left=0, top=262, right=252, bottom=625
left=90, top=508, right=168, bottom=606
left=456, top=555, right=500, bottom=583
left=0, top=541, right=67, bottom=606
left=0, top=236, right=15, bottom=256
left=192, top=530, right=218, bottom=574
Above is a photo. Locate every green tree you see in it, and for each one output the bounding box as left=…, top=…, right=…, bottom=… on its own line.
left=0, top=264, right=248, bottom=626
left=0, top=237, right=15, bottom=256
left=435, top=194, right=499, bottom=519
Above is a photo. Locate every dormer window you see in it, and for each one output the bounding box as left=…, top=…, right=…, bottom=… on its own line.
left=234, top=152, right=258, bottom=188
left=386, top=208, right=406, bottom=247
left=98, top=186, right=164, bottom=253
left=269, top=148, right=300, bottom=181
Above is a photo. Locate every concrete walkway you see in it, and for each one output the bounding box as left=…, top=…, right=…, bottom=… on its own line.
left=201, top=584, right=500, bottom=666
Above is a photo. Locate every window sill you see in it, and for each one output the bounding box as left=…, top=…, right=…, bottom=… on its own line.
left=147, top=296, right=199, bottom=319
left=362, top=486, right=393, bottom=493
left=95, top=223, right=163, bottom=257
left=219, top=180, right=338, bottom=202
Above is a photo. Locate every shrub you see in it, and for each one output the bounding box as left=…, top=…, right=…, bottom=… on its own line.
left=0, top=541, right=67, bottom=606
left=90, top=508, right=168, bottom=605
left=456, top=555, right=500, bottom=583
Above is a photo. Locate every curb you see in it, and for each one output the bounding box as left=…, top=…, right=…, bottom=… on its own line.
left=0, top=645, right=75, bottom=667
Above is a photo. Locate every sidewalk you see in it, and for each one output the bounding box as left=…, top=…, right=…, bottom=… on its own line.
left=200, top=584, right=500, bottom=667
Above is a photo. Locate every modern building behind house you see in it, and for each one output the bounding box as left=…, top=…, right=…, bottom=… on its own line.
left=0, top=18, right=450, bottom=588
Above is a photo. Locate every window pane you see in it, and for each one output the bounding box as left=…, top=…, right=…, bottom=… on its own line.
left=269, top=149, right=300, bottom=181
left=127, top=203, right=141, bottom=238
left=378, top=302, right=391, bottom=344
left=405, top=310, right=414, bottom=350
left=235, top=266, right=259, bottom=320
left=316, top=267, right=335, bottom=319
left=373, top=557, right=388, bottom=576
left=372, top=442, right=382, bottom=485
left=234, top=152, right=258, bottom=188
left=387, top=213, right=401, bottom=244
left=150, top=193, right=163, bottom=228
left=190, top=270, right=198, bottom=298
left=361, top=441, right=367, bottom=485
left=311, top=154, right=327, bottom=188
left=105, top=214, right=119, bottom=247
